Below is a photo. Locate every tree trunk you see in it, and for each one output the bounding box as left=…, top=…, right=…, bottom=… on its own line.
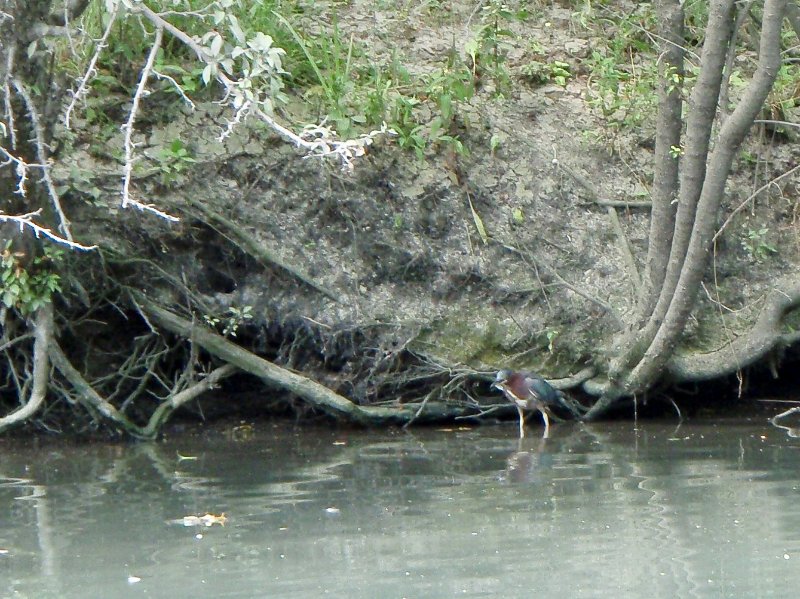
left=588, top=0, right=788, bottom=419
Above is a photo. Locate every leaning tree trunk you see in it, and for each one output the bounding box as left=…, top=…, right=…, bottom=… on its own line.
left=638, top=0, right=685, bottom=319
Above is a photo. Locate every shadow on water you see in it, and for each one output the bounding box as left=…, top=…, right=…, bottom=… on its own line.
left=1, top=419, right=800, bottom=598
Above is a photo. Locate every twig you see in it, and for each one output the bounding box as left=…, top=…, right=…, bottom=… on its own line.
left=591, top=199, right=652, bottom=208
left=557, top=160, right=642, bottom=296
left=143, top=364, right=237, bottom=436
left=713, top=163, right=800, bottom=243
left=606, top=205, right=642, bottom=295
left=666, top=396, right=683, bottom=422
left=0, top=333, right=34, bottom=352
left=48, top=340, right=150, bottom=438
left=455, top=404, right=510, bottom=420
left=64, top=0, right=120, bottom=128
left=0, top=210, right=96, bottom=250
left=499, top=241, right=625, bottom=329
left=402, top=389, right=435, bottom=429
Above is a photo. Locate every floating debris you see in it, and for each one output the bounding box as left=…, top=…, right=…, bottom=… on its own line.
left=170, top=513, right=228, bottom=527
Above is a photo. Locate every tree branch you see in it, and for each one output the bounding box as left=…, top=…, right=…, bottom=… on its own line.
left=48, top=341, right=150, bottom=438
left=182, top=195, right=341, bottom=303
left=638, top=0, right=735, bottom=348
left=142, top=364, right=238, bottom=437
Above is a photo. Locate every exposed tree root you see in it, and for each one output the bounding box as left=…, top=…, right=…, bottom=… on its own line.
left=550, top=367, right=596, bottom=391
left=583, top=274, right=800, bottom=420
left=0, top=305, right=52, bottom=433
left=669, top=275, right=800, bottom=382
left=48, top=340, right=238, bottom=439
left=770, top=405, right=800, bottom=438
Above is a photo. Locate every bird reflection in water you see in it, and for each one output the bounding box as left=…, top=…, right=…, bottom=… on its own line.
left=502, top=437, right=553, bottom=484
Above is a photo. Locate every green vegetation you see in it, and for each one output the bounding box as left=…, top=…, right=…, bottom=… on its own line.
left=155, top=139, right=197, bottom=185
left=581, top=4, right=659, bottom=132
left=465, top=0, right=528, bottom=96
left=1, top=244, right=62, bottom=315
left=71, top=1, right=529, bottom=158
left=741, top=226, right=777, bottom=261
left=203, top=305, right=254, bottom=338
left=66, top=0, right=799, bottom=159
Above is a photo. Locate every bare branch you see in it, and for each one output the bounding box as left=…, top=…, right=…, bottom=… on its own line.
left=120, top=24, right=179, bottom=221
left=10, top=78, right=73, bottom=239
left=132, top=2, right=393, bottom=172
left=0, top=210, right=96, bottom=250
left=48, top=341, right=150, bottom=438
left=144, top=365, right=237, bottom=437
left=713, top=163, right=800, bottom=243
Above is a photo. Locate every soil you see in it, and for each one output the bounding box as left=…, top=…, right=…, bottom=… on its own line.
left=55, top=0, right=800, bottom=409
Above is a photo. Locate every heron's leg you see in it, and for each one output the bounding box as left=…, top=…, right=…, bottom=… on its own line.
left=541, top=409, right=550, bottom=438
left=516, top=405, right=526, bottom=438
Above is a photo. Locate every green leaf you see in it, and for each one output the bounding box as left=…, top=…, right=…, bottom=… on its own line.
left=467, top=195, right=489, bottom=245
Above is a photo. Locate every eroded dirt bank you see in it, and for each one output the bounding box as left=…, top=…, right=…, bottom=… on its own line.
left=49, top=0, right=800, bottom=423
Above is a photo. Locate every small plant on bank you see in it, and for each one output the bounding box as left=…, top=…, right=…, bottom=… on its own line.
left=580, top=4, right=659, bottom=131
left=520, top=59, right=572, bottom=87
left=669, top=145, right=684, bottom=158
left=465, top=0, right=527, bottom=97
left=741, top=226, right=777, bottom=261
left=203, top=305, right=254, bottom=338
left=155, top=139, right=197, bottom=185
left=1, top=243, right=63, bottom=315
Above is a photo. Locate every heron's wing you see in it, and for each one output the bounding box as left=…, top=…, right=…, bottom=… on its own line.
left=523, top=375, right=560, bottom=403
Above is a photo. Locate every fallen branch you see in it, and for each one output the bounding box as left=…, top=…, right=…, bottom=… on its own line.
left=142, top=364, right=238, bottom=437
left=48, top=341, right=150, bottom=438
left=606, top=205, right=642, bottom=296
left=140, top=298, right=475, bottom=425
left=49, top=340, right=238, bottom=439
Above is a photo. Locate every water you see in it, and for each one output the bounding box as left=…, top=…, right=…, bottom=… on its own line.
left=2, top=419, right=799, bottom=598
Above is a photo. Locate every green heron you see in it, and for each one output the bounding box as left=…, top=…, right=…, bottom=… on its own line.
left=492, top=370, right=582, bottom=438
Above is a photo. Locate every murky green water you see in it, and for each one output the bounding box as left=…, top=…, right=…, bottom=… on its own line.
left=2, top=420, right=799, bottom=598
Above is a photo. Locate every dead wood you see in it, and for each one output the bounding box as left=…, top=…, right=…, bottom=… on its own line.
left=140, top=298, right=476, bottom=425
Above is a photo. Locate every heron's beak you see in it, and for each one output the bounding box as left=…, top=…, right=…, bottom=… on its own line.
left=491, top=380, right=506, bottom=391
